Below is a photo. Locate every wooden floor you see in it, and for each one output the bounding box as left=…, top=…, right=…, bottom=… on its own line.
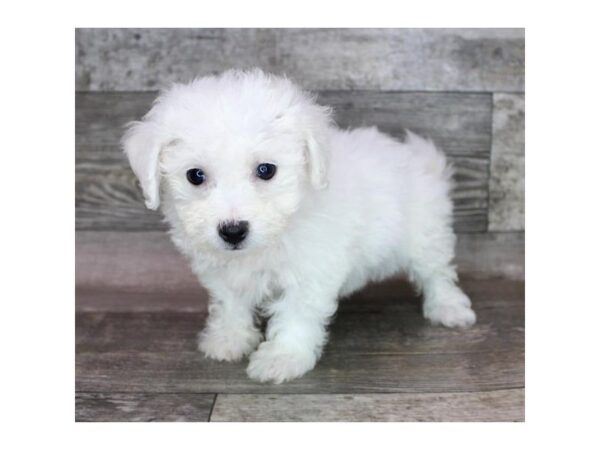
left=75, top=278, right=524, bottom=422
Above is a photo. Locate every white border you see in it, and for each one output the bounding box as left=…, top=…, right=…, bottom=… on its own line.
left=3, top=0, right=600, bottom=448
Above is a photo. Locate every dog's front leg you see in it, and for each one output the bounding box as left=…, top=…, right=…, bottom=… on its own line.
left=197, top=286, right=263, bottom=362
left=246, top=287, right=338, bottom=384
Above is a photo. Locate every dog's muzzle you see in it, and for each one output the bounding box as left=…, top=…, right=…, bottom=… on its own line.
left=218, top=221, right=249, bottom=246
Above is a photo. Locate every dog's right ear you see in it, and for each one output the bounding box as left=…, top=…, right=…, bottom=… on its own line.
left=122, top=120, right=163, bottom=210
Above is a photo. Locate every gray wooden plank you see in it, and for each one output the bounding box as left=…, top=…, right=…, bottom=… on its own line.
left=76, top=91, right=492, bottom=156
left=75, top=151, right=166, bottom=231
left=489, top=93, right=525, bottom=231
left=76, top=346, right=523, bottom=395
left=76, top=29, right=276, bottom=91
left=76, top=279, right=524, bottom=394
left=210, top=389, right=524, bottom=421
left=75, top=288, right=206, bottom=313
left=75, top=392, right=215, bottom=422
left=75, top=230, right=198, bottom=294
left=457, top=231, right=524, bottom=279
left=75, top=231, right=524, bottom=300
left=75, top=273, right=525, bottom=313
left=75, top=91, right=491, bottom=232
left=76, top=29, right=524, bottom=92
left=317, top=91, right=492, bottom=157
left=76, top=281, right=524, bottom=352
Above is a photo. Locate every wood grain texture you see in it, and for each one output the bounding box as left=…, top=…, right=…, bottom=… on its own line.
left=75, top=91, right=492, bottom=156
left=76, top=279, right=524, bottom=395
left=76, top=279, right=524, bottom=351
left=210, top=389, right=524, bottom=421
left=75, top=393, right=215, bottom=422
left=76, top=28, right=524, bottom=92
left=75, top=231, right=524, bottom=301
left=75, top=91, right=491, bottom=232
left=319, top=91, right=492, bottom=157
left=489, top=93, right=525, bottom=231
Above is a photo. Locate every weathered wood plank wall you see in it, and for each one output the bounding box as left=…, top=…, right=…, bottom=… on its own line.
left=76, top=29, right=524, bottom=92
left=75, top=28, right=525, bottom=232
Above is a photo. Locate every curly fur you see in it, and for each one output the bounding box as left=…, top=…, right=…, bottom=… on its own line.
left=123, top=69, right=476, bottom=383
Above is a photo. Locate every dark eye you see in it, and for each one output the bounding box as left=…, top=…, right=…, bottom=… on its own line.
left=256, top=163, right=277, bottom=180
left=186, top=168, right=206, bottom=185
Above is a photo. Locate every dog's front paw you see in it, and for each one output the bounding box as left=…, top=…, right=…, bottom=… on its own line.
left=424, top=302, right=477, bottom=328
left=198, top=326, right=263, bottom=362
left=246, top=341, right=317, bottom=384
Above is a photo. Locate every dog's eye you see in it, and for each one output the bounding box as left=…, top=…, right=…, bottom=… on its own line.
left=186, top=168, right=206, bottom=185
left=256, top=163, right=277, bottom=180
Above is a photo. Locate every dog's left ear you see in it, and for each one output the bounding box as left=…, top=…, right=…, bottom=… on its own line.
left=304, top=103, right=332, bottom=190
left=122, top=120, right=163, bottom=210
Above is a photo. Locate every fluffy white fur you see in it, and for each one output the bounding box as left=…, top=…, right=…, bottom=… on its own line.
left=123, top=69, right=476, bottom=384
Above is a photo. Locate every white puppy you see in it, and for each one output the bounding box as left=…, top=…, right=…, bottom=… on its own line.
left=123, top=69, right=476, bottom=383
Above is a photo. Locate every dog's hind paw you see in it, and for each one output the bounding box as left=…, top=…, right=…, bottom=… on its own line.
left=424, top=302, right=477, bottom=328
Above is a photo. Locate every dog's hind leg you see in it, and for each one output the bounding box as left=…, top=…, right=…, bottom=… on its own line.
left=401, top=136, right=476, bottom=328
left=405, top=223, right=476, bottom=329
left=418, top=271, right=476, bottom=329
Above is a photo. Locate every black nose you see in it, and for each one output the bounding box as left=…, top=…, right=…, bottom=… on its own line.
left=218, top=221, right=249, bottom=245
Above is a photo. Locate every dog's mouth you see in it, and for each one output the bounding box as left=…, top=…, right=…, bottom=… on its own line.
left=225, top=242, right=246, bottom=251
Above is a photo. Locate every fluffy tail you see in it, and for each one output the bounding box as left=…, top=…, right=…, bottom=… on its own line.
left=404, top=129, right=453, bottom=185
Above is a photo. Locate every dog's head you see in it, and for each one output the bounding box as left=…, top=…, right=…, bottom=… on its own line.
left=123, top=69, right=331, bottom=252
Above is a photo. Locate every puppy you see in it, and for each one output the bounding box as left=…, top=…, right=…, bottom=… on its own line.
left=123, top=69, right=476, bottom=383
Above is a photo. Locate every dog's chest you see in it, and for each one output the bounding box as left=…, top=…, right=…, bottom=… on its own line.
left=201, top=255, right=286, bottom=304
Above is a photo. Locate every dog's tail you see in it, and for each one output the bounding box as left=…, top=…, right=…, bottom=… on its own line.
left=404, top=129, right=453, bottom=184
